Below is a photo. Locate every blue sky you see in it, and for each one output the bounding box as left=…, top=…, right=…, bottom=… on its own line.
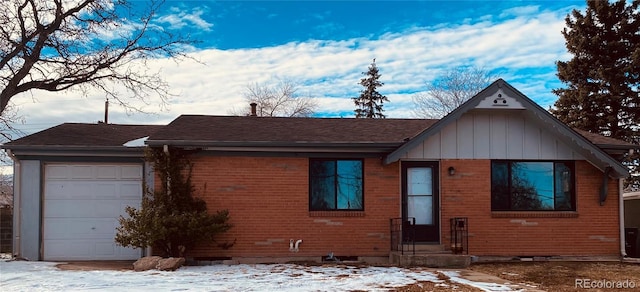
left=170, top=1, right=576, bottom=50
left=8, top=0, right=587, bottom=140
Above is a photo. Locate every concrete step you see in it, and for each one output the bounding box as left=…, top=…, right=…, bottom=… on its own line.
left=389, top=252, right=471, bottom=268
left=399, top=244, right=447, bottom=253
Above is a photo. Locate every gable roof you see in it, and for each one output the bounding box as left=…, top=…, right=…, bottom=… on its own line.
left=2, top=123, right=163, bottom=150
left=146, top=115, right=437, bottom=148
left=384, top=79, right=630, bottom=178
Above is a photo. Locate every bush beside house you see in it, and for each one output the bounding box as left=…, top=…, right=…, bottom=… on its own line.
left=0, top=182, right=12, bottom=253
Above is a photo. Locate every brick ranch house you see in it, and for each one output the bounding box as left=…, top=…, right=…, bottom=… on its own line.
left=2, top=79, right=636, bottom=262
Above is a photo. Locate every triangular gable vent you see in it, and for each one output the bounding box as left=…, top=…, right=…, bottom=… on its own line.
left=474, top=88, right=524, bottom=109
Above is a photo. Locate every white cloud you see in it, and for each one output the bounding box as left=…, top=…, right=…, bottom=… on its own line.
left=157, top=7, right=213, bottom=31
left=8, top=4, right=574, bottom=138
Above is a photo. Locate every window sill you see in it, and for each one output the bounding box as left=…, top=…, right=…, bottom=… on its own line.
left=491, top=211, right=578, bottom=218
left=309, top=211, right=365, bottom=217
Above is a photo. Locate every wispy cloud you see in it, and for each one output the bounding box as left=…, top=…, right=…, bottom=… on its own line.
left=157, top=6, right=213, bottom=31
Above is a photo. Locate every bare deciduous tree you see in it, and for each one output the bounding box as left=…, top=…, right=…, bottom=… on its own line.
left=0, top=0, right=190, bottom=117
left=412, top=66, right=495, bottom=118
left=231, top=78, right=318, bottom=117
left=0, top=102, right=23, bottom=142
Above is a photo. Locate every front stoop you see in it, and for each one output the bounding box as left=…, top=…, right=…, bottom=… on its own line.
left=389, top=251, right=472, bottom=268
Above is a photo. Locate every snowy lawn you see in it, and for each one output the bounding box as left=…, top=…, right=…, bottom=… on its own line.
left=0, top=259, right=520, bottom=291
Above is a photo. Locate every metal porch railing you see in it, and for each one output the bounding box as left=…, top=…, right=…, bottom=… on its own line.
left=390, top=217, right=415, bottom=255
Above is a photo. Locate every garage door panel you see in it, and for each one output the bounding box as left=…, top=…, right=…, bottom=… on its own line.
left=46, top=199, right=139, bottom=218
left=46, top=199, right=124, bottom=217
left=44, top=163, right=143, bottom=261
left=71, top=166, right=94, bottom=179
left=97, top=166, right=118, bottom=179
left=95, top=242, right=116, bottom=256
left=45, top=200, right=94, bottom=217
left=46, top=165, right=69, bottom=179
left=46, top=181, right=129, bottom=200
left=45, top=239, right=139, bottom=260
left=121, top=165, right=143, bottom=179
left=44, top=182, right=69, bottom=198
left=45, top=240, right=92, bottom=258
left=94, top=183, right=118, bottom=198
left=120, top=183, right=143, bottom=198
left=45, top=182, right=95, bottom=199
left=44, top=218, right=118, bottom=240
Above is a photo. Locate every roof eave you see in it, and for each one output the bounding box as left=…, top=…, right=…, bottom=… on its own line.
left=3, top=145, right=146, bottom=158
left=146, top=140, right=402, bottom=148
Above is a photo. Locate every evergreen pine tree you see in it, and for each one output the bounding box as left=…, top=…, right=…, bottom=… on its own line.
left=552, top=0, right=639, bottom=141
left=353, top=59, right=389, bottom=118
left=551, top=0, right=640, bottom=190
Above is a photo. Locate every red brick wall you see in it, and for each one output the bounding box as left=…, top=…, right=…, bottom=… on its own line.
left=168, top=154, right=620, bottom=258
left=187, top=156, right=401, bottom=259
left=440, top=159, right=620, bottom=256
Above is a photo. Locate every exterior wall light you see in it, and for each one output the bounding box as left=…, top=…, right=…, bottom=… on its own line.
left=448, top=166, right=456, bottom=176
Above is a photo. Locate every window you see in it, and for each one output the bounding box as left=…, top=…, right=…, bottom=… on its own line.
left=309, top=159, right=363, bottom=211
left=491, top=161, right=575, bottom=211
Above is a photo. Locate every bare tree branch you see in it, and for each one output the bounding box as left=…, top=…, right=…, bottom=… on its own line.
left=0, top=102, right=24, bottom=142
left=0, top=0, right=192, bottom=116
left=412, top=66, right=496, bottom=118
left=230, top=77, right=318, bottom=117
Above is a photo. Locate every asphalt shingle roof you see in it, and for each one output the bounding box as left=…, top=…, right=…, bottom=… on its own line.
left=3, top=123, right=163, bottom=147
left=573, top=129, right=637, bottom=147
left=147, top=115, right=438, bottom=144
left=2, top=116, right=633, bottom=149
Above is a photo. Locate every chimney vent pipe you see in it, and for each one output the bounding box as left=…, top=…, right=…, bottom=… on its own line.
left=250, top=102, right=257, bottom=117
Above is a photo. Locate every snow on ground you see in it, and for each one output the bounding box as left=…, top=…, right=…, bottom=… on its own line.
left=440, top=270, right=517, bottom=292
left=0, top=258, right=521, bottom=292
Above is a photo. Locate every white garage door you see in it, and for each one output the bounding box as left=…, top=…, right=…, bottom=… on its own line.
left=43, top=163, right=143, bottom=260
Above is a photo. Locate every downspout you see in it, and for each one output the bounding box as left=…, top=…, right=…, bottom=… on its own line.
left=619, top=178, right=626, bottom=258
left=7, top=149, right=20, bottom=258
left=143, top=160, right=154, bottom=257
left=163, top=145, right=170, bottom=195
left=600, top=167, right=612, bottom=206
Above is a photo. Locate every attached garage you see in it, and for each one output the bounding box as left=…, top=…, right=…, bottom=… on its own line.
left=43, top=163, right=143, bottom=260
left=2, top=123, right=162, bottom=261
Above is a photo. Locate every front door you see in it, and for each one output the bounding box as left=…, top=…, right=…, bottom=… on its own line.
left=402, top=161, right=439, bottom=242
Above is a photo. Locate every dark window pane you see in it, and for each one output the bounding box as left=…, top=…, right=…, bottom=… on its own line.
left=337, top=160, right=363, bottom=209
left=491, top=162, right=509, bottom=210
left=491, top=160, right=575, bottom=211
left=510, top=162, right=553, bottom=210
left=554, top=162, right=574, bottom=210
left=310, top=160, right=336, bottom=210
left=310, top=159, right=363, bottom=211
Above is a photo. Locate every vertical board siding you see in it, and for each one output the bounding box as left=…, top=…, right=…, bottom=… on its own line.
left=456, top=115, right=474, bottom=158
left=473, top=114, right=491, bottom=159
left=506, top=114, right=525, bottom=159
left=424, top=132, right=441, bottom=158
left=405, top=112, right=583, bottom=160
left=523, top=120, right=541, bottom=158
left=440, top=122, right=457, bottom=158
left=490, top=114, right=508, bottom=158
